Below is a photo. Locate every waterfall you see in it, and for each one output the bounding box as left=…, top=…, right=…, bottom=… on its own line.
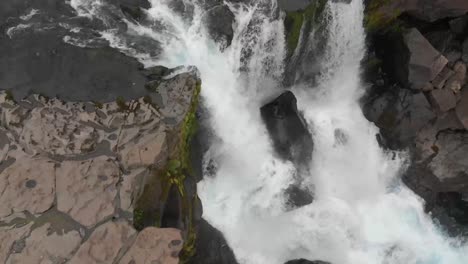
left=68, top=0, right=468, bottom=263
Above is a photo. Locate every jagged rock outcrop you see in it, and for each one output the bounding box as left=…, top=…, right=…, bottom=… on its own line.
left=404, top=28, right=448, bottom=90
left=188, top=219, right=238, bottom=264
left=366, top=0, right=468, bottom=25
left=261, top=91, right=314, bottom=209
left=285, top=259, right=330, bottom=264
left=203, top=5, right=235, bottom=49
left=364, top=2, right=468, bottom=235
left=0, top=66, right=199, bottom=262
left=260, top=91, right=314, bottom=166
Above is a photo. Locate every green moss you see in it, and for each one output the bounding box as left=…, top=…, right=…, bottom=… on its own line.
left=143, top=95, right=153, bottom=105
left=93, top=101, right=103, bottom=109
left=365, top=0, right=402, bottom=33
left=284, top=12, right=304, bottom=55
left=284, top=0, right=328, bottom=55
left=5, top=90, right=14, bottom=102
left=133, top=79, right=201, bottom=261
left=116, top=96, right=128, bottom=112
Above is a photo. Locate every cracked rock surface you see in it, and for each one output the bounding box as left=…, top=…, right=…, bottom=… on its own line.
left=0, top=69, right=198, bottom=263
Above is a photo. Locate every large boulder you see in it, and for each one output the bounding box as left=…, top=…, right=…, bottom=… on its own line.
left=364, top=88, right=435, bottom=149
left=188, top=220, right=238, bottom=264
left=404, top=28, right=448, bottom=90
left=285, top=260, right=330, bottom=264
left=260, top=91, right=314, bottom=166
left=372, top=28, right=449, bottom=91
left=203, top=5, right=235, bottom=49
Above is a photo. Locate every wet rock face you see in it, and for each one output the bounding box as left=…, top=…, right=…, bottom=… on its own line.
left=260, top=91, right=314, bottom=166
left=368, top=0, right=468, bottom=23
left=188, top=219, right=238, bottom=264
left=365, top=6, right=468, bottom=234
left=204, top=5, right=235, bottom=49
left=278, top=0, right=313, bottom=11
left=0, top=0, right=165, bottom=102
left=285, top=259, right=331, bottom=264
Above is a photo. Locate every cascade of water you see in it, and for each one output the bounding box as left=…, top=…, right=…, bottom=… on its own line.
left=67, top=0, right=468, bottom=263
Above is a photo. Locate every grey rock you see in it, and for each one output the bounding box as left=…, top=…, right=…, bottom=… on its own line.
left=188, top=219, right=238, bottom=264
left=365, top=89, right=435, bottom=149
left=404, top=28, right=448, bottom=90
left=449, top=15, right=468, bottom=35
left=285, top=260, right=330, bottom=264
left=260, top=91, right=314, bottom=166
left=204, top=5, right=235, bottom=49
left=430, top=131, right=468, bottom=183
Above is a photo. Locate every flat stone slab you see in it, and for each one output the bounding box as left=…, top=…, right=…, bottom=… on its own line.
left=6, top=223, right=82, bottom=264
left=69, top=221, right=136, bottom=264
left=119, top=227, right=183, bottom=264
left=0, top=158, right=55, bottom=218
left=56, top=157, right=120, bottom=228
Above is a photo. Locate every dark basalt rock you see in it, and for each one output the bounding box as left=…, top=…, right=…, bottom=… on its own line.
left=278, top=0, right=313, bottom=11
left=260, top=91, right=314, bottom=167
left=204, top=5, right=235, bottom=49
left=0, top=0, right=159, bottom=102
left=436, top=192, right=468, bottom=225
left=278, top=0, right=350, bottom=12
left=365, top=87, right=436, bottom=149
left=188, top=219, right=238, bottom=264
left=285, top=259, right=330, bottom=264
left=161, top=185, right=183, bottom=229
left=285, top=185, right=314, bottom=208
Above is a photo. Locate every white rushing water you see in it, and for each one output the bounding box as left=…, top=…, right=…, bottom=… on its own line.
left=69, top=0, right=468, bottom=263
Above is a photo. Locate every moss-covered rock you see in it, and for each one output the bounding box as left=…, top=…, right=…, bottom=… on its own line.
left=133, top=79, right=201, bottom=262
left=284, top=0, right=328, bottom=55
left=364, top=0, right=403, bottom=33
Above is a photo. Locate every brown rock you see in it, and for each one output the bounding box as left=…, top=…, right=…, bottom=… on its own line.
left=431, top=67, right=454, bottom=89
left=69, top=221, right=136, bottom=264
left=0, top=223, right=32, bottom=263
left=404, top=28, right=448, bottom=90
left=119, top=168, right=150, bottom=212
left=56, top=157, right=120, bottom=227
left=429, top=88, right=457, bottom=112
left=7, top=224, right=81, bottom=264
left=119, top=227, right=183, bottom=264
left=0, top=158, right=55, bottom=218
left=446, top=79, right=462, bottom=94
left=120, top=128, right=167, bottom=170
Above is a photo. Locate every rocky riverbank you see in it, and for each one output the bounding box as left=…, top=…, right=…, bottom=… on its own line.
left=363, top=0, right=468, bottom=236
